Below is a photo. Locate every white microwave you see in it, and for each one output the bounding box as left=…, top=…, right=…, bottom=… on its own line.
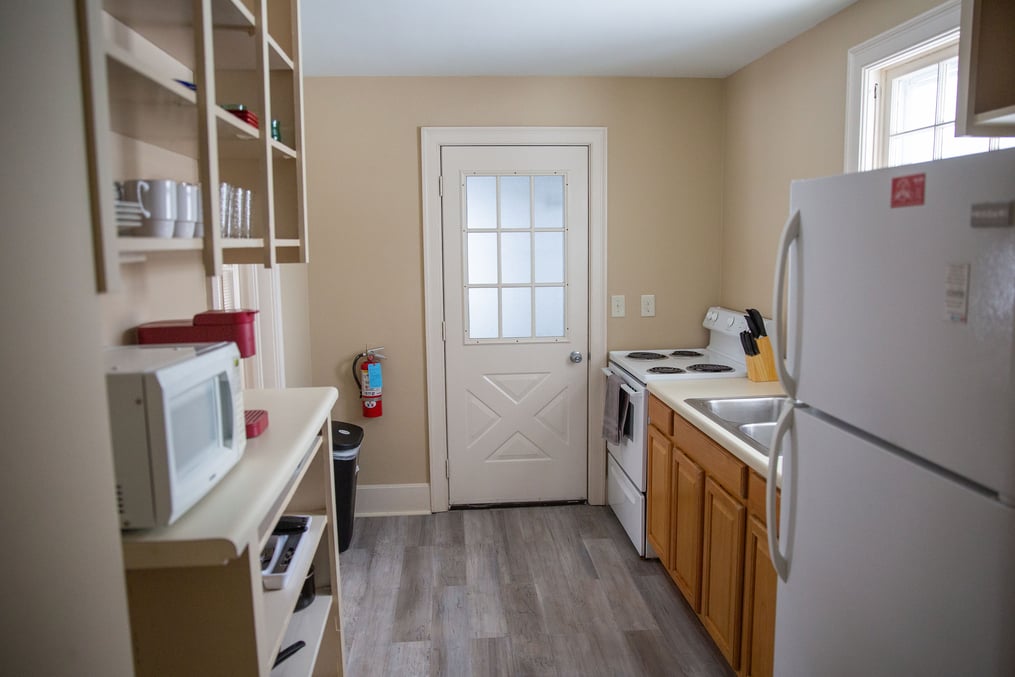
left=105, top=342, right=246, bottom=529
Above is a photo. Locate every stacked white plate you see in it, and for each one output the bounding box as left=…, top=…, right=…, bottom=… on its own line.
left=115, top=199, right=145, bottom=232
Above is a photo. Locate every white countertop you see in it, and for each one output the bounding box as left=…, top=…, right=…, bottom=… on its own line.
left=647, top=377, right=785, bottom=481
left=121, top=387, right=338, bottom=569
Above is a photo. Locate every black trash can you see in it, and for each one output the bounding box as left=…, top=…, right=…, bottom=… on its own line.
left=331, top=421, right=363, bottom=553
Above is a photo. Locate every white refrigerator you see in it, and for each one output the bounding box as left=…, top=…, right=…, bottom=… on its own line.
left=768, top=148, right=1015, bottom=677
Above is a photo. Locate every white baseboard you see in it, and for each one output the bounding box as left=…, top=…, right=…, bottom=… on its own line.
left=355, top=483, right=432, bottom=516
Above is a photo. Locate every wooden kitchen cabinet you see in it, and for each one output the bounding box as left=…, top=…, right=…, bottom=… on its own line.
left=78, top=0, right=309, bottom=291
left=701, top=477, right=747, bottom=668
left=647, top=423, right=673, bottom=568
left=957, top=0, right=1015, bottom=137
left=740, top=515, right=777, bottom=677
left=646, top=396, right=778, bottom=676
left=120, top=388, right=345, bottom=676
left=669, top=445, right=704, bottom=611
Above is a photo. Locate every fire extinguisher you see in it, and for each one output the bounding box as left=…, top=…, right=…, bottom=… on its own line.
left=353, top=347, right=385, bottom=418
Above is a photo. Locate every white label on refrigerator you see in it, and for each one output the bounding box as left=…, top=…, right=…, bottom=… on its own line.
left=944, top=263, right=970, bottom=323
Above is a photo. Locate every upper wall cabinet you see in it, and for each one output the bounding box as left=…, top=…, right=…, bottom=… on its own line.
left=78, top=0, right=309, bottom=291
left=956, top=0, right=1015, bottom=137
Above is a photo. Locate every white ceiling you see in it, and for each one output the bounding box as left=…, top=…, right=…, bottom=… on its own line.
left=300, top=0, right=858, bottom=78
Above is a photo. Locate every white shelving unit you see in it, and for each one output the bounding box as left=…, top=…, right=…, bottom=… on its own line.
left=78, top=0, right=310, bottom=291
left=120, top=387, right=345, bottom=676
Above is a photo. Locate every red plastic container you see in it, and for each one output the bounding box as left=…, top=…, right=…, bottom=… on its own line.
left=137, top=310, right=259, bottom=357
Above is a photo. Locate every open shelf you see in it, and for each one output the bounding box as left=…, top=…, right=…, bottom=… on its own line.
left=106, top=45, right=198, bottom=157
left=271, top=594, right=332, bottom=676
left=84, top=0, right=308, bottom=288
left=118, top=236, right=203, bottom=253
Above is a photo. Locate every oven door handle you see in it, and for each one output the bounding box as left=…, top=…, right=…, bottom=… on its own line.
left=620, top=383, right=640, bottom=398
left=601, top=367, right=614, bottom=378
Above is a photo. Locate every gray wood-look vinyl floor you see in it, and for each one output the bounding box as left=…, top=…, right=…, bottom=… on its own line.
left=338, top=504, right=735, bottom=677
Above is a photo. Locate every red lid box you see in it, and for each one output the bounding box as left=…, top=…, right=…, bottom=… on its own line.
left=137, top=310, right=259, bottom=357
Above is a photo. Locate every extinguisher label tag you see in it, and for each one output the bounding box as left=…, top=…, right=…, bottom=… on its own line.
left=368, top=362, right=383, bottom=389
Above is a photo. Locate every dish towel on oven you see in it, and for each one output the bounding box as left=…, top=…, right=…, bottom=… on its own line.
left=602, top=372, right=629, bottom=445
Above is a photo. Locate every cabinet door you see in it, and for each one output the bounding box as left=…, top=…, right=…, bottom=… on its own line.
left=701, top=477, right=746, bottom=668
left=646, top=424, right=672, bottom=568
left=740, top=516, right=777, bottom=677
left=669, top=445, right=704, bottom=611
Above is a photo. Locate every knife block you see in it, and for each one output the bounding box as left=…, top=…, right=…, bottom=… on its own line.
left=747, top=336, right=779, bottom=382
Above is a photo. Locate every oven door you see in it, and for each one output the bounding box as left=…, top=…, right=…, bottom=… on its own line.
left=603, top=365, right=646, bottom=492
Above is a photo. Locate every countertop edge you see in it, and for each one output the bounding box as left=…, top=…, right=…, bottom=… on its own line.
left=646, top=378, right=785, bottom=484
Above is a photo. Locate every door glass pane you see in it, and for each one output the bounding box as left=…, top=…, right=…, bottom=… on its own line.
left=500, top=176, right=530, bottom=229
left=939, top=123, right=990, bottom=159
left=502, top=288, right=531, bottom=338
left=466, top=176, right=496, bottom=229
left=891, top=63, right=937, bottom=133
left=467, top=233, right=498, bottom=284
left=535, top=287, right=564, bottom=337
left=468, top=288, right=499, bottom=339
left=888, top=128, right=934, bottom=167
left=534, top=175, right=564, bottom=229
left=501, top=232, right=531, bottom=284
left=533, top=232, right=563, bottom=283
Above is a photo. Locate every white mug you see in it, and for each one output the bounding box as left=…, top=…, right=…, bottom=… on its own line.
left=175, top=182, right=199, bottom=238
left=121, top=179, right=150, bottom=216
left=129, top=179, right=176, bottom=237
left=144, top=179, right=177, bottom=220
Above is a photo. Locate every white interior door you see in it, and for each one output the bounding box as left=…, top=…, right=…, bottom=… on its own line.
left=442, top=145, right=589, bottom=505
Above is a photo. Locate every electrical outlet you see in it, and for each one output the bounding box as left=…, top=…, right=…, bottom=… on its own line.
left=641, top=294, right=655, bottom=317
left=611, top=295, right=625, bottom=317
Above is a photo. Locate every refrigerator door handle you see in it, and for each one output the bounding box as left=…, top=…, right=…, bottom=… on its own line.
left=767, top=403, right=794, bottom=582
left=773, top=209, right=801, bottom=399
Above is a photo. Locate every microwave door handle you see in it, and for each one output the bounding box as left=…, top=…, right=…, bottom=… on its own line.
left=219, top=374, right=235, bottom=444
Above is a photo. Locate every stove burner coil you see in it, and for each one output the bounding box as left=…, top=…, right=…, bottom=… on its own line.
left=687, top=363, right=735, bottom=373
left=670, top=350, right=704, bottom=358
left=647, top=366, right=686, bottom=374
left=627, top=351, right=667, bottom=360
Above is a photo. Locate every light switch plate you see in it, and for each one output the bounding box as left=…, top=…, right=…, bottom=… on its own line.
left=611, top=295, right=625, bottom=317
left=641, top=294, right=655, bottom=317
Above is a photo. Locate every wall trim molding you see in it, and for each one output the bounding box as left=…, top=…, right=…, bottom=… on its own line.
left=420, top=126, right=609, bottom=513
left=355, top=483, right=432, bottom=516
left=843, top=0, right=961, bottom=173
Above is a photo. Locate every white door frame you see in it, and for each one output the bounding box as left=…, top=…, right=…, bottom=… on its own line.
left=421, top=127, right=608, bottom=512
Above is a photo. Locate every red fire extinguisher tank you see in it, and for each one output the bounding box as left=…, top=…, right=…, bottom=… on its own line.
left=353, top=349, right=385, bottom=418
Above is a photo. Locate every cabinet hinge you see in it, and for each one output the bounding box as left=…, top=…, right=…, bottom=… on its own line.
left=445, top=459, right=450, bottom=479
left=439, top=175, right=444, bottom=197
left=442, top=320, right=446, bottom=342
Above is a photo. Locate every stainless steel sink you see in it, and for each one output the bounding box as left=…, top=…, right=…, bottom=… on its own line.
left=739, top=422, right=777, bottom=450
left=684, top=396, right=790, bottom=456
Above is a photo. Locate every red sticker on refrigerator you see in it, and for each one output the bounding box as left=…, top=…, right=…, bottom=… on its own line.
left=891, top=173, right=926, bottom=208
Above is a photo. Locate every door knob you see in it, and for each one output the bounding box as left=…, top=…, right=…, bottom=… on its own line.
left=569, top=351, right=584, bottom=364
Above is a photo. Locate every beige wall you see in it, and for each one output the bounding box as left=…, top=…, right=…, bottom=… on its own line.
left=1, top=4, right=134, bottom=674
left=304, top=77, right=725, bottom=485
left=720, top=0, right=943, bottom=316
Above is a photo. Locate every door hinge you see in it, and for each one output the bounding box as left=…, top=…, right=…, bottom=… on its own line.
left=445, top=458, right=449, bottom=479
left=439, top=175, right=444, bottom=197
left=873, top=82, right=878, bottom=100
left=441, top=320, right=446, bottom=342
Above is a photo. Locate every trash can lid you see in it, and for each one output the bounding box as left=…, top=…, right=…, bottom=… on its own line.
left=331, top=421, right=364, bottom=451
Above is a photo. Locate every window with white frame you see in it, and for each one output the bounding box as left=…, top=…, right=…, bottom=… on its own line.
left=846, top=0, right=1014, bottom=173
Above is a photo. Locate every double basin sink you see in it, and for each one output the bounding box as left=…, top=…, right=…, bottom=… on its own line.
left=684, top=396, right=791, bottom=457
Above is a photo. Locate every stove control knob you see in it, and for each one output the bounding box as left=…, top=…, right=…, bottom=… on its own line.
left=726, top=316, right=737, bottom=328
left=569, top=351, right=584, bottom=364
